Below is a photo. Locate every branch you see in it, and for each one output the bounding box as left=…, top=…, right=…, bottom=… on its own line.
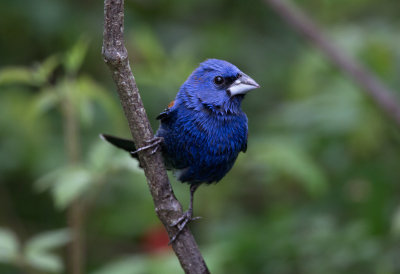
left=102, top=1, right=209, bottom=273
left=62, top=90, right=85, bottom=274
left=265, top=0, right=400, bottom=127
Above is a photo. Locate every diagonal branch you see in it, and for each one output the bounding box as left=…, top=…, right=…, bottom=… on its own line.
left=265, top=0, right=400, bottom=127
left=102, top=0, right=209, bottom=273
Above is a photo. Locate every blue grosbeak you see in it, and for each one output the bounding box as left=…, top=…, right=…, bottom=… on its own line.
left=101, top=59, right=259, bottom=241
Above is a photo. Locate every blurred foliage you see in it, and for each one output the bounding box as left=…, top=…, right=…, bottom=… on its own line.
left=1, top=0, right=400, bottom=273
left=0, top=227, right=70, bottom=273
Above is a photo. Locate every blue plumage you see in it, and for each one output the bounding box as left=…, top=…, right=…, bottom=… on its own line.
left=157, top=102, right=248, bottom=183
left=101, top=58, right=259, bottom=241
left=156, top=59, right=258, bottom=184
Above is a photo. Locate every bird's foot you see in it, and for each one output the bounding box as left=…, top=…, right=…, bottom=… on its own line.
left=130, top=137, right=163, bottom=156
left=169, top=210, right=201, bottom=244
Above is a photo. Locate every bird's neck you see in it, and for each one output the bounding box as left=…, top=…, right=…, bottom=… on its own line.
left=203, top=95, right=245, bottom=116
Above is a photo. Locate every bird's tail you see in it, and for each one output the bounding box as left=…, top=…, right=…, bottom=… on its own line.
left=100, top=134, right=138, bottom=158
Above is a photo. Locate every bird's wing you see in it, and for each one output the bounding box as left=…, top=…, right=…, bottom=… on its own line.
left=241, top=132, right=248, bottom=153
left=156, top=100, right=175, bottom=121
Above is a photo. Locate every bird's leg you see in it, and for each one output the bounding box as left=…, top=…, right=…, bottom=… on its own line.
left=171, top=184, right=200, bottom=227
left=169, top=184, right=201, bottom=244
left=130, top=136, right=163, bottom=156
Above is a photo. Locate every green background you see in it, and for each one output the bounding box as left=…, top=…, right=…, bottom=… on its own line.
left=1, top=0, right=400, bottom=273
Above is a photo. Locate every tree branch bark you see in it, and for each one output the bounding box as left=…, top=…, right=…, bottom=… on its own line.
left=102, top=1, right=209, bottom=273
left=265, top=0, right=400, bottom=127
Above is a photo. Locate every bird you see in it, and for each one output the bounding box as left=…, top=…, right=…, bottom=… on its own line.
left=101, top=59, right=260, bottom=242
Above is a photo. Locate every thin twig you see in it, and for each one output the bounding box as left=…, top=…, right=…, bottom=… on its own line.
left=62, top=91, right=85, bottom=274
left=102, top=0, right=209, bottom=273
left=265, top=0, right=400, bottom=127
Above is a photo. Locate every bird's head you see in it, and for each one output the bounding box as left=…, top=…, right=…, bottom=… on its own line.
left=178, top=59, right=260, bottom=115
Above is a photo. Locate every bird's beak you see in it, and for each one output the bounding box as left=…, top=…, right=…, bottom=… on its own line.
left=228, top=73, right=260, bottom=97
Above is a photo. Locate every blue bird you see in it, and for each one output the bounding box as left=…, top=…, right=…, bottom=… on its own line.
left=101, top=59, right=260, bottom=241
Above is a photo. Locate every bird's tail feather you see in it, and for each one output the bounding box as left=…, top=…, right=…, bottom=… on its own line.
left=100, top=134, right=137, bottom=157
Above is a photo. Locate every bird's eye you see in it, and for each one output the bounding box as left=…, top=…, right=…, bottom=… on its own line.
left=213, top=76, right=224, bottom=85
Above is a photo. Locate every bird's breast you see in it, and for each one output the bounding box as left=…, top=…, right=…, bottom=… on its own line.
left=156, top=108, right=247, bottom=183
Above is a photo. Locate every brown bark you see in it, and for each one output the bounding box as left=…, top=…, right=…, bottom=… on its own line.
left=102, top=0, right=210, bottom=273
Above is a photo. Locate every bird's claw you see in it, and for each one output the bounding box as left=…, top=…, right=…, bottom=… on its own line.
left=130, top=137, right=163, bottom=156
left=168, top=211, right=201, bottom=244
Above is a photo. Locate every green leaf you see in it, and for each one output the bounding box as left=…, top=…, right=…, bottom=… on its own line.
left=109, top=153, right=143, bottom=174
left=25, top=252, right=63, bottom=273
left=35, top=169, right=62, bottom=193
left=52, top=167, right=94, bottom=209
left=34, top=54, right=60, bottom=84
left=0, top=227, right=19, bottom=263
left=24, top=229, right=70, bottom=273
left=75, top=75, right=123, bottom=127
left=25, top=229, right=71, bottom=253
left=35, top=166, right=95, bottom=209
left=0, top=67, right=34, bottom=86
left=64, top=37, right=89, bottom=75
left=31, top=88, right=60, bottom=115
left=87, top=140, right=115, bottom=172
left=0, top=55, right=59, bottom=87
left=87, top=140, right=143, bottom=174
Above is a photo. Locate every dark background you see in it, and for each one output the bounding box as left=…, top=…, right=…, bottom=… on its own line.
left=1, top=0, right=400, bottom=273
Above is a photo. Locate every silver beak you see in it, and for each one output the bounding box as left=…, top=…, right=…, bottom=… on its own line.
left=228, top=73, right=260, bottom=97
